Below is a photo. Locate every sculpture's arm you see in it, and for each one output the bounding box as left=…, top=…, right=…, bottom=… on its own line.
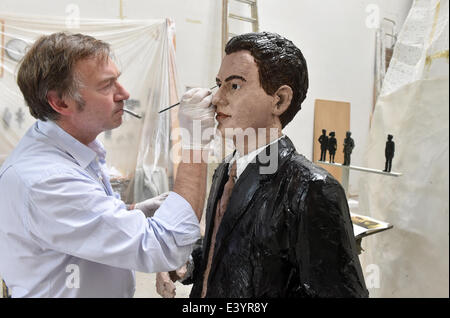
left=293, top=178, right=369, bottom=298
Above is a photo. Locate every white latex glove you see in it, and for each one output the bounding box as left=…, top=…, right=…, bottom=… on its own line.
left=155, top=264, right=188, bottom=298
left=178, top=87, right=216, bottom=150
left=134, top=192, right=169, bottom=217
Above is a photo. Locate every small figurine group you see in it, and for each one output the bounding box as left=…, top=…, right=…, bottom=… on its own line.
left=318, top=129, right=354, bottom=165
left=318, top=130, right=396, bottom=172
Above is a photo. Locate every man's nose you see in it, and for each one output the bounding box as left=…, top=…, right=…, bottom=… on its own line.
left=115, top=81, right=130, bottom=101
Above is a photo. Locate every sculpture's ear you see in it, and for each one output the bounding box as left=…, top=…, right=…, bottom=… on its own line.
left=272, top=85, right=293, bottom=116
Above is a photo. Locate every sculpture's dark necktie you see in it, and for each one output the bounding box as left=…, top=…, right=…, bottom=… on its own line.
left=201, top=161, right=237, bottom=298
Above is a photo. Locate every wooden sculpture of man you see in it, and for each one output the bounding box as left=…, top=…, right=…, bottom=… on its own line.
left=318, top=129, right=328, bottom=161
left=157, top=32, right=368, bottom=298
left=328, top=131, right=337, bottom=163
left=343, top=131, right=355, bottom=166
left=383, top=134, right=395, bottom=172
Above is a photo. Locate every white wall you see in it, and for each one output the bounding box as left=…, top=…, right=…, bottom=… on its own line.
left=257, top=0, right=412, bottom=194
left=0, top=0, right=412, bottom=193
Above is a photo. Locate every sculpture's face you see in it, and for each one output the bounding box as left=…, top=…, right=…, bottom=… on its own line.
left=212, top=50, right=277, bottom=138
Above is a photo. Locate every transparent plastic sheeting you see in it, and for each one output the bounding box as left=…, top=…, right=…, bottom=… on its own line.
left=359, top=0, right=449, bottom=297
left=0, top=14, right=181, bottom=203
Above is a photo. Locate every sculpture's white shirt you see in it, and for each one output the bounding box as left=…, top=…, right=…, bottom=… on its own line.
left=0, top=119, right=200, bottom=297
left=227, top=135, right=285, bottom=179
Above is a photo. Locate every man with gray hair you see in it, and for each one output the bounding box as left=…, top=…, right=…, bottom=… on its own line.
left=0, top=32, right=215, bottom=297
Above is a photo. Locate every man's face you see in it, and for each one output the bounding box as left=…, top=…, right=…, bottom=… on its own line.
left=68, top=56, right=130, bottom=138
left=212, top=50, right=277, bottom=138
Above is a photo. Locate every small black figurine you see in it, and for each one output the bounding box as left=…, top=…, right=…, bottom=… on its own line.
left=318, top=129, right=328, bottom=161
left=383, top=134, right=395, bottom=172
left=328, top=131, right=337, bottom=163
left=343, top=131, right=355, bottom=166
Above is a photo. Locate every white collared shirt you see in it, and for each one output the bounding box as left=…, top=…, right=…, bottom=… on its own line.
left=0, top=120, right=200, bottom=297
left=227, top=135, right=285, bottom=179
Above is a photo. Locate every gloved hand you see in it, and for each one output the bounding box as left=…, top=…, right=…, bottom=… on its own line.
left=134, top=192, right=169, bottom=217
left=178, top=87, right=216, bottom=150
left=156, top=264, right=188, bottom=298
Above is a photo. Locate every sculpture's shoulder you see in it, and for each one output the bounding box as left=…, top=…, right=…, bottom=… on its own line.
left=282, top=152, right=337, bottom=185
left=276, top=152, right=349, bottom=231
left=278, top=151, right=345, bottom=208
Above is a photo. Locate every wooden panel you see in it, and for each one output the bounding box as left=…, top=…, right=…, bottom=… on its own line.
left=313, top=99, right=350, bottom=183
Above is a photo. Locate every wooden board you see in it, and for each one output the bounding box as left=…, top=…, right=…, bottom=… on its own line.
left=313, top=99, right=350, bottom=183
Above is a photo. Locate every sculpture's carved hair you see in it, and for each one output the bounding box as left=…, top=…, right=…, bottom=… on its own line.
left=225, top=32, right=309, bottom=128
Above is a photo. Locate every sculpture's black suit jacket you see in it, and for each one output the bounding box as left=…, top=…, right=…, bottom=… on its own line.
left=186, top=136, right=368, bottom=298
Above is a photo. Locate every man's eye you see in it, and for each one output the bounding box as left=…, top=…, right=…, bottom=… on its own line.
left=102, top=81, right=114, bottom=90
left=217, top=83, right=222, bottom=88
left=231, top=83, right=241, bottom=90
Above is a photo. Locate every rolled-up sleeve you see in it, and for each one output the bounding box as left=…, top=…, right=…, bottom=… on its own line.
left=24, top=167, right=200, bottom=274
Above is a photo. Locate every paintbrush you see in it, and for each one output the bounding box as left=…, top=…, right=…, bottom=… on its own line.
left=158, top=85, right=217, bottom=114
left=123, top=108, right=142, bottom=119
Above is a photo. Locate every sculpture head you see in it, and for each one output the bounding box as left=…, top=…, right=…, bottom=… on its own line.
left=330, top=131, right=335, bottom=137
left=213, top=32, right=309, bottom=140
left=322, top=129, right=327, bottom=134
left=387, top=134, right=393, bottom=141
left=346, top=131, right=352, bottom=138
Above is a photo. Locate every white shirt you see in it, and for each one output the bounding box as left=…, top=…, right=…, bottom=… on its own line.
left=0, top=120, right=200, bottom=297
left=227, top=135, right=285, bottom=179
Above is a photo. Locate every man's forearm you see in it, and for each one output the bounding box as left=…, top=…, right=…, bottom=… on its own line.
left=173, top=150, right=208, bottom=221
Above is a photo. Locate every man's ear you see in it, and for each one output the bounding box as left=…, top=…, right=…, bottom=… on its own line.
left=272, top=85, right=293, bottom=116
left=47, top=90, right=72, bottom=116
